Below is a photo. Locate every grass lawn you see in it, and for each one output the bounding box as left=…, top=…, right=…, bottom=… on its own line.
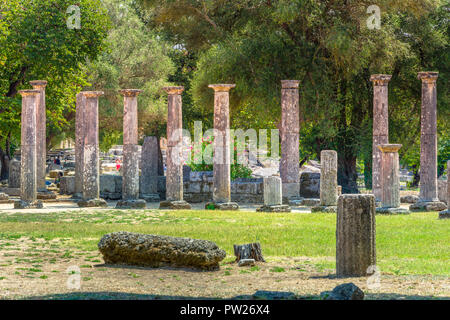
left=0, top=209, right=448, bottom=276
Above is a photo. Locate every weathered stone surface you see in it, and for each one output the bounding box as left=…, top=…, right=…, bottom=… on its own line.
left=238, top=259, right=255, bottom=267
left=0, top=193, right=9, bottom=201
left=418, top=72, right=439, bottom=203
left=410, top=201, right=446, bottom=212
left=439, top=210, right=450, bottom=219
left=376, top=207, right=410, bottom=215
left=378, top=144, right=402, bottom=209
left=205, top=201, right=239, bottom=211
left=115, top=199, right=146, bottom=209
left=311, top=205, right=337, bottom=213
left=122, top=144, right=140, bottom=200
left=49, top=170, right=63, bottom=179
left=299, top=172, right=320, bottom=198
left=77, top=198, right=108, bottom=208
left=400, top=195, right=419, bottom=203
left=252, top=291, right=296, bottom=300
left=280, top=80, right=300, bottom=199
left=300, top=198, right=320, bottom=207
left=37, top=191, right=57, bottom=200
left=14, top=199, right=43, bottom=209
left=263, top=176, right=282, bottom=206
left=59, top=176, right=75, bottom=195
left=438, top=179, right=448, bottom=205
left=75, top=92, right=86, bottom=195
left=336, top=194, right=376, bottom=277
left=320, top=283, right=364, bottom=300
left=320, top=150, right=338, bottom=206
left=8, top=158, right=21, bottom=188
left=256, top=204, right=291, bottom=212
left=140, top=136, right=159, bottom=201
left=98, top=231, right=226, bottom=270
left=159, top=200, right=191, bottom=210
left=371, top=74, right=391, bottom=201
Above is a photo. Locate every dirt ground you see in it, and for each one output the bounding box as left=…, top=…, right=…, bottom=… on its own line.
left=0, top=237, right=448, bottom=300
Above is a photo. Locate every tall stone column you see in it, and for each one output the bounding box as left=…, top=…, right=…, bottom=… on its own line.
left=74, top=93, right=86, bottom=198
left=411, top=72, right=446, bottom=211
left=29, top=80, right=49, bottom=193
left=280, top=80, right=300, bottom=201
left=370, top=74, right=391, bottom=202
left=439, top=162, right=450, bottom=219
left=140, top=136, right=160, bottom=202
left=376, top=144, right=409, bottom=214
left=312, top=150, right=338, bottom=213
left=336, top=194, right=376, bottom=277
left=14, top=90, right=43, bottom=209
left=159, top=87, right=191, bottom=210
left=77, top=91, right=107, bottom=208
left=116, top=89, right=146, bottom=209
left=206, top=84, right=239, bottom=211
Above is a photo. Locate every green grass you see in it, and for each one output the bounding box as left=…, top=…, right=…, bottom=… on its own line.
left=0, top=209, right=448, bottom=276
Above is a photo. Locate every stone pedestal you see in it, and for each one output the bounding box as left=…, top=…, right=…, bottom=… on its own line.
left=29, top=80, right=48, bottom=193
left=439, top=160, right=450, bottom=219
left=336, top=194, right=376, bottom=277
left=257, top=176, right=291, bottom=212
left=312, top=150, right=338, bottom=213
left=160, top=87, right=191, bottom=210
left=410, top=72, right=446, bottom=212
left=78, top=91, right=107, bottom=208
left=370, top=74, right=391, bottom=202
left=207, top=84, right=238, bottom=210
left=280, top=80, right=300, bottom=200
left=74, top=92, right=86, bottom=199
left=15, top=90, right=43, bottom=209
left=376, top=144, right=409, bottom=214
left=140, top=136, right=160, bottom=202
left=116, top=89, right=146, bottom=209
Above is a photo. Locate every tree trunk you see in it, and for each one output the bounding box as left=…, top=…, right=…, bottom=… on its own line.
left=157, top=135, right=164, bottom=176
left=233, top=243, right=265, bottom=262
left=338, top=153, right=359, bottom=194
left=364, top=156, right=372, bottom=189
left=411, top=165, right=420, bottom=188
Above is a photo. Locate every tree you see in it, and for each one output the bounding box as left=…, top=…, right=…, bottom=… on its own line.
left=0, top=0, right=110, bottom=179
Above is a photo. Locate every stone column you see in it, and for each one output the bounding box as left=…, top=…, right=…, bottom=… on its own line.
left=280, top=80, right=300, bottom=201
left=376, top=144, right=409, bottom=214
left=116, top=89, right=146, bottom=209
left=74, top=92, right=86, bottom=198
left=370, top=74, right=391, bottom=202
left=336, top=194, right=376, bottom=277
left=439, top=160, right=450, bottom=219
left=411, top=72, right=446, bottom=211
left=312, top=150, right=338, bottom=213
left=159, top=87, right=191, bottom=210
left=207, top=84, right=239, bottom=210
left=257, top=176, right=291, bottom=212
left=140, top=136, right=160, bottom=202
left=29, top=80, right=48, bottom=193
left=77, top=91, right=107, bottom=208
left=15, top=90, right=42, bottom=209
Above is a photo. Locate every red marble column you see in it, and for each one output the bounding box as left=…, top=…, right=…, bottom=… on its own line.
left=74, top=92, right=86, bottom=197
left=280, top=80, right=300, bottom=200
left=370, top=74, right=391, bottom=202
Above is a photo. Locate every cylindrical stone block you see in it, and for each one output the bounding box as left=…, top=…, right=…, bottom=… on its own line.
left=418, top=72, right=439, bottom=202
left=120, top=89, right=142, bottom=200
left=370, top=74, right=392, bottom=201
left=81, top=91, right=103, bottom=200
left=75, top=92, right=86, bottom=195
left=280, top=80, right=300, bottom=199
left=378, top=144, right=402, bottom=208
left=209, top=84, right=235, bottom=204
left=140, top=136, right=159, bottom=195
left=320, top=150, right=338, bottom=206
left=264, top=176, right=282, bottom=206
left=163, top=87, right=185, bottom=201
left=19, top=90, right=40, bottom=203
left=29, top=80, right=47, bottom=192
left=336, top=194, right=376, bottom=277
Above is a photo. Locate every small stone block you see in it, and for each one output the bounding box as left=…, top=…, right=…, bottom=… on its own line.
left=115, top=199, right=146, bottom=209
left=159, top=200, right=192, bottom=210
left=205, top=202, right=239, bottom=211
left=37, top=191, right=57, bottom=200
left=141, top=193, right=160, bottom=202
left=256, top=205, right=291, bottom=212
left=376, top=207, right=410, bottom=215
left=14, top=200, right=43, bottom=209
left=77, top=198, right=108, bottom=208
left=238, top=259, right=255, bottom=267
left=409, top=201, right=447, bottom=212
left=300, top=198, right=320, bottom=207
left=439, top=210, right=450, bottom=219
left=400, top=195, right=419, bottom=204
left=311, top=206, right=337, bottom=213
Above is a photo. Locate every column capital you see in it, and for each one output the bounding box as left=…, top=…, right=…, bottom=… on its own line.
left=418, top=71, right=439, bottom=83
left=81, top=91, right=104, bottom=98
left=370, top=74, right=392, bottom=86
left=281, top=80, right=300, bottom=89
left=208, top=84, right=235, bottom=92
left=163, top=86, right=184, bottom=95
left=19, top=89, right=40, bottom=97
left=119, top=89, right=142, bottom=97
left=29, top=80, right=48, bottom=89
left=377, top=144, right=402, bottom=153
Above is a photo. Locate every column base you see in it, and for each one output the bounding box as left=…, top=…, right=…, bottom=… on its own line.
left=409, top=201, right=446, bottom=212
left=77, top=198, right=108, bottom=208
left=37, top=190, right=57, bottom=200
left=205, top=202, right=239, bottom=211
left=159, top=200, right=191, bottom=210
left=256, top=205, right=291, bottom=213
left=376, top=207, right=410, bottom=215
left=311, top=205, right=337, bottom=213
left=115, top=199, right=146, bottom=209
left=14, top=200, right=43, bottom=209
left=140, top=193, right=160, bottom=202
left=439, top=210, right=450, bottom=219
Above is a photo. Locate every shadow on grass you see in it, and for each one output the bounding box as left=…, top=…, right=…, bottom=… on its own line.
left=94, top=264, right=222, bottom=273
